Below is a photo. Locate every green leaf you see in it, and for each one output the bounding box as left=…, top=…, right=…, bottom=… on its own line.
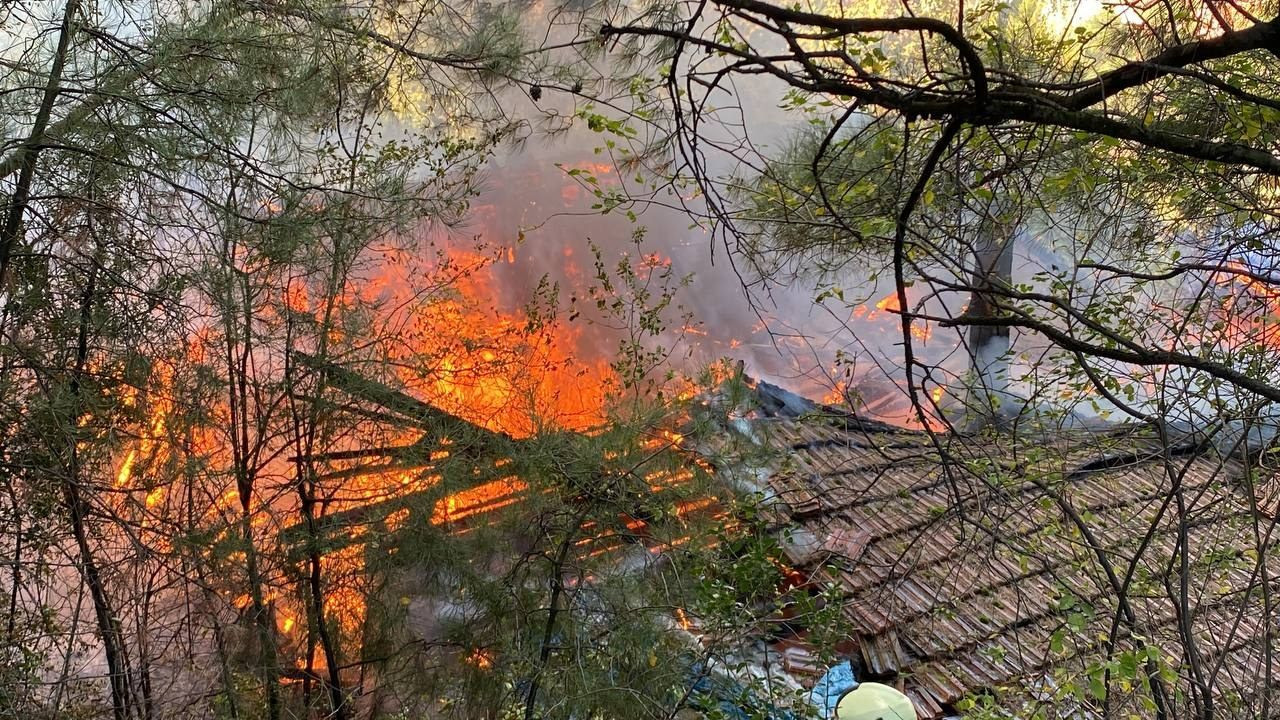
left=1118, top=652, right=1138, bottom=679
left=1089, top=671, right=1107, bottom=701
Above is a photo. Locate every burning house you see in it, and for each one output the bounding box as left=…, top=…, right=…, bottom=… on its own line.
left=280, top=352, right=1280, bottom=719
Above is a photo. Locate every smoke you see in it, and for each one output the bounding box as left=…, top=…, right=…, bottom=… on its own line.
left=387, top=7, right=1267, bottom=436
left=388, top=80, right=985, bottom=428
left=335, top=4, right=974, bottom=424
left=375, top=2, right=1280, bottom=444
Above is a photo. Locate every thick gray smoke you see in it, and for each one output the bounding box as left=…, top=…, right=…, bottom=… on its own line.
left=389, top=58, right=966, bottom=421
left=423, top=132, right=960, bottom=413
left=361, top=5, right=968, bottom=421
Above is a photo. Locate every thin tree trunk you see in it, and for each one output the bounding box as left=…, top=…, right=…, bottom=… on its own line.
left=523, top=503, right=592, bottom=720
left=4, top=470, right=22, bottom=641
left=523, top=537, right=572, bottom=720
left=51, top=578, right=86, bottom=718
left=0, top=0, right=81, bottom=282
left=137, top=574, right=155, bottom=720
left=65, top=254, right=135, bottom=720
left=195, top=559, right=241, bottom=720
left=285, top=268, right=349, bottom=720
left=181, top=416, right=241, bottom=720
left=307, top=511, right=346, bottom=719
left=223, top=257, right=281, bottom=720
left=289, top=428, right=347, bottom=720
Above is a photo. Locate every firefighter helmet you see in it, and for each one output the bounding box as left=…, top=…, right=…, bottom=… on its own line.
left=833, top=682, right=917, bottom=720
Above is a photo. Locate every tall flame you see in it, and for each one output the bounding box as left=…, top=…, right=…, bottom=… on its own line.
left=349, top=246, right=612, bottom=437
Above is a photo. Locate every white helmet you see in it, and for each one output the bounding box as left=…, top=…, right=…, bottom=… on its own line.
left=833, top=682, right=918, bottom=720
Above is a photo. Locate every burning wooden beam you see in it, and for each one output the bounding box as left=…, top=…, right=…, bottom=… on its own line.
left=291, top=351, right=515, bottom=451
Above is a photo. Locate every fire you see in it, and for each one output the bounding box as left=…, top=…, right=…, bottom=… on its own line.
left=674, top=607, right=693, bottom=631
left=822, top=382, right=848, bottom=406
left=563, top=161, right=616, bottom=177
left=466, top=648, right=494, bottom=669
left=385, top=507, right=410, bottom=531
left=1208, top=262, right=1280, bottom=351
left=875, top=293, right=901, bottom=313
left=145, top=488, right=165, bottom=508
left=675, top=497, right=717, bottom=516
left=854, top=292, right=932, bottom=342
left=103, top=236, right=705, bottom=685
left=114, top=385, right=171, bottom=488
left=645, top=468, right=693, bottom=492
left=283, top=281, right=310, bottom=314
left=431, top=476, right=527, bottom=525
left=369, top=247, right=612, bottom=438
left=114, top=451, right=137, bottom=488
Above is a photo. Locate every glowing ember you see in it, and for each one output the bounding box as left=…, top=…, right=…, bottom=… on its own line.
left=466, top=649, right=494, bottom=669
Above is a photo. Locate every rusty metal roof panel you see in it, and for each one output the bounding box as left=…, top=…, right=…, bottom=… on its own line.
left=912, top=661, right=970, bottom=707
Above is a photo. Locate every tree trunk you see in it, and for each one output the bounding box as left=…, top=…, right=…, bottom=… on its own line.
left=965, top=217, right=1015, bottom=430
left=0, top=0, right=81, bottom=282
left=66, top=253, right=135, bottom=720
left=284, top=260, right=352, bottom=720
left=223, top=262, right=281, bottom=720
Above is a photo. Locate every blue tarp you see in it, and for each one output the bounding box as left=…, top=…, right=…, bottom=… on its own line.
left=809, top=661, right=857, bottom=719
left=685, top=659, right=857, bottom=720
left=686, top=663, right=798, bottom=720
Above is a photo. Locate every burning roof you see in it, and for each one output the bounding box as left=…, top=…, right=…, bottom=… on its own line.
left=282, top=354, right=1280, bottom=719
left=281, top=351, right=714, bottom=556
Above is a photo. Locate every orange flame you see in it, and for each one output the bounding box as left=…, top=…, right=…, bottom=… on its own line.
left=466, top=649, right=494, bottom=670
left=854, top=292, right=931, bottom=341
left=115, top=387, right=170, bottom=488
left=1209, top=262, right=1280, bottom=351
left=366, top=247, right=612, bottom=438
left=874, top=293, right=900, bottom=313
left=105, top=237, right=710, bottom=681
